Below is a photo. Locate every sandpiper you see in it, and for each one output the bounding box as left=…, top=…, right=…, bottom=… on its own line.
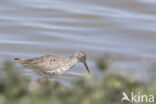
left=14, top=51, right=90, bottom=80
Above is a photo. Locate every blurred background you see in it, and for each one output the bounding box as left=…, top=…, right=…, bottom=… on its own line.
left=0, top=0, right=156, bottom=104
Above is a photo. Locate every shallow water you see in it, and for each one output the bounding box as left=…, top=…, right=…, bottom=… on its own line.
left=0, top=0, right=156, bottom=84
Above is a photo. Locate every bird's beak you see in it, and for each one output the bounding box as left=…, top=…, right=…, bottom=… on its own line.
left=83, top=62, right=90, bottom=73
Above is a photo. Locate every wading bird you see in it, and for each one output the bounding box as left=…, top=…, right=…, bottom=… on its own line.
left=14, top=51, right=90, bottom=80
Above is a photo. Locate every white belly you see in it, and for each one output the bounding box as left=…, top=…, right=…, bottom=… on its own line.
left=45, top=66, right=70, bottom=77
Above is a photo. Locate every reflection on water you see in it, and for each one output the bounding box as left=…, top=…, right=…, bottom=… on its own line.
left=0, top=0, right=156, bottom=84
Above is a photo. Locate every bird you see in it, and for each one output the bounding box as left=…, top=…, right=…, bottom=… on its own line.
left=14, top=51, right=90, bottom=80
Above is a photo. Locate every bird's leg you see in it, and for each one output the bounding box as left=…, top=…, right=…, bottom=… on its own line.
left=44, top=76, right=48, bottom=81
left=39, top=76, right=48, bottom=83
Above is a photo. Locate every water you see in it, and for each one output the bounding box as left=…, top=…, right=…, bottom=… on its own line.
left=0, top=0, right=156, bottom=84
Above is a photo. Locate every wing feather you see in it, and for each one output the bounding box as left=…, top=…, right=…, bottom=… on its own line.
left=22, top=55, right=68, bottom=71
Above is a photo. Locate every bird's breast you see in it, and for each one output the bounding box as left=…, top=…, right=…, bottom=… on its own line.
left=45, top=65, right=71, bottom=76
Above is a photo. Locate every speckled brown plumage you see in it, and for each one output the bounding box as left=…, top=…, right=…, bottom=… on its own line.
left=14, top=51, right=90, bottom=80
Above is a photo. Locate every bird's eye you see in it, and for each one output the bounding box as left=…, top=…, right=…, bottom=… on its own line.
left=82, top=56, right=85, bottom=60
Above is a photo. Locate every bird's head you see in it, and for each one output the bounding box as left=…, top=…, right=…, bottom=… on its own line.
left=72, top=51, right=90, bottom=73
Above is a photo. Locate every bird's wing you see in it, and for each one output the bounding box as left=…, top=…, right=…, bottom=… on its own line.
left=22, top=55, right=68, bottom=71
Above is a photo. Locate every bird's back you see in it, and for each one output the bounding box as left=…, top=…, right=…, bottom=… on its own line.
left=14, top=55, right=69, bottom=71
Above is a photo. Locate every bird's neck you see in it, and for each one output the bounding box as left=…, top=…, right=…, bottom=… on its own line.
left=68, top=57, right=78, bottom=68
left=69, top=57, right=78, bottom=65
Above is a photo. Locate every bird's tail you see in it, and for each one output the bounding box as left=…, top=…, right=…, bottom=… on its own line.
left=14, top=58, right=25, bottom=64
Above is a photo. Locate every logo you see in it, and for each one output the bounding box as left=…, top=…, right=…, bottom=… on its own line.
left=121, top=92, right=155, bottom=103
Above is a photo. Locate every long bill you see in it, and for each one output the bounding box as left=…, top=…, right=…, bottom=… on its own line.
left=83, top=62, right=90, bottom=73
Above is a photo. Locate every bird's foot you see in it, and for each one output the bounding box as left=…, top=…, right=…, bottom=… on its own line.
left=38, top=77, right=48, bottom=83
